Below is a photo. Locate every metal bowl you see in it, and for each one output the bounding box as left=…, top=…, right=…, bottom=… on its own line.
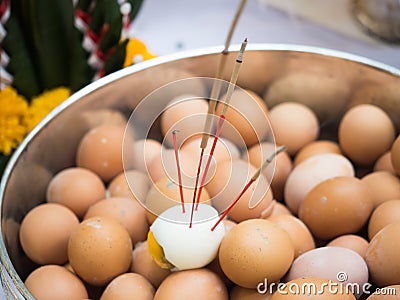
left=1, top=44, right=400, bottom=298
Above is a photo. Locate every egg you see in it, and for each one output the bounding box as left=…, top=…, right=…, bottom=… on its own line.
left=160, top=94, right=208, bottom=147
left=219, top=219, right=294, bottom=289
left=20, top=203, right=79, bottom=265
left=327, top=235, right=369, bottom=259
left=368, top=200, right=400, bottom=240
left=268, top=215, right=315, bottom=258
left=285, top=247, right=368, bottom=299
left=108, top=170, right=151, bottom=203
left=131, top=138, right=163, bottom=173
left=46, top=167, right=106, bottom=218
left=145, top=176, right=210, bottom=224
left=68, top=216, right=132, bottom=286
left=366, top=222, right=400, bottom=287
left=84, top=197, right=149, bottom=246
left=293, top=140, right=342, bottom=166
left=131, top=241, right=171, bottom=288
left=361, top=171, right=400, bottom=208
left=246, top=142, right=292, bottom=200
left=25, top=265, right=88, bottom=300
left=81, top=109, right=127, bottom=128
left=366, top=285, right=400, bottom=299
left=339, top=104, right=395, bottom=166
left=154, top=268, right=228, bottom=300
left=215, top=88, right=270, bottom=148
left=206, top=159, right=274, bottom=222
left=271, top=277, right=356, bottom=299
left=230, top=285, right=273, bottom=299
left=268, top=102, right=319, bottom=155
left=374, top=151, right=396, bottom=174
left=148, top=203, right=225, bottom=270
left=77, top=125, right=134, bottom=182
left=299, top=177, right=373, bottom=240
left=391, top=135, right=400, bottom=175
left=284, top=153, right=355, bottom=214
left=261, top=200, right=292, bottom=219
left=100, top=273, right=155, bottom=300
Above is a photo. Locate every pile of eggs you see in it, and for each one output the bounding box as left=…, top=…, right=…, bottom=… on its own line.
left=17, top=78, right=400, bottom=300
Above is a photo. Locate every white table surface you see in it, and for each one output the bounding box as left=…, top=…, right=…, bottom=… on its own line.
left=1, top=0, right=399, bottom=298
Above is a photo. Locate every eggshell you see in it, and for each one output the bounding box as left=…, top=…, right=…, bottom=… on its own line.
left=108, top=170, right=151, bottom=203
left=131, top=241, right=171, bottom=288
left=84, top=197, right=149, bottom=246
left=68, top=217, right=132, bottom=286
left=374, top=151, right=396, bottom=174
left=366, top=285, right=400, bottom=299
left=366, top=222, right=400, bottom=287
left=368, top=200, right=400, bottom=240
left=154, top=269, right=228, bottom=299
left=261, top=200, right=292, bottom=219
left=219, top=219, right=294, bottom=289
left=131, top=139, right=162, bottom=173
left=294, top=140, right=342, bottom=167
left=246, top=142, right=292, bottom=201
left=100, top=273, right=154, bottom=300
left=327, top=235, right=369, bottom=259
left=77, top=125, right=134, bottom=182
left=284, top=153, right=355, bottom=214
left=299, top=177, right=373, bottom=240
left=269, top=102, right=319, bottom=155
left=339, top=104, right=395, bottom=166
left=20, top=203, right=79, bottom=265
left=285, top=247, right=368, bottom=298
left=271, top=277, right=356, bottom=299
left=207, top=160, right=273, bottom=222
left=46, top=167, right=106, bottom=218
left=25, top=265, right=88, bottom=300
left=268, top=215, right=315, bottom=258
left=215, top=89, right=270, bottom=148
left=361, top=171, right=400, bottom=208
left=230, top=285, right=273, bottom=300
left=391, top=135, right=400, bottom=175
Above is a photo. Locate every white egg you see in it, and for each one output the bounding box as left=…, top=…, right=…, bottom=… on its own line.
left=148, top=203, right=225, bottom=270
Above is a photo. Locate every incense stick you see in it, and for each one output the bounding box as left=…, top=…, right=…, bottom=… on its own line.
left=172, top=130, right=185, bottom=213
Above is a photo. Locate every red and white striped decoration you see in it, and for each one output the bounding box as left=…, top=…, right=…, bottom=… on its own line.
left=1, top=0, right=12, bottom=89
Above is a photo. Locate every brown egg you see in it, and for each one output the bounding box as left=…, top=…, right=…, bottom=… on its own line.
left=374, top=151, right=396, bottom=174
left=154, top=269, right=228, bottom=300
left=339, top=104, right=395, bottom=166
left=131, top=241, right=171, bottom=288
left=269, top=102, right=319, bottom=155
left=207, top=160, right=274, bottom=222
left=361, top=171, right=400, bottom=208
left=230, top=285, right=273, bottom=300
left=299, top=177, right=373, bottom=240
left=391, top=135, right=400, bottom=175
left=366, top=285, right=400, bottom=299
left=145, top=176, right=210, bottom=224
left=46, top=167, right=106, bottom=218
left=25, top=265, right=88, bottom=300
left=327, top=235, right=369, bottom=259
left=100, top=273, right=154, bottom=300
left=285, top=247, right=368, bottom=299
left=271, top=277, right=356, bottom=299
left=207, top=256, right=234, bottom=288
left=366, top=222, right=400, bottom=287
left=20, top=203, right=79, bottom=265
left=160, top=95, right=208, bottom=147
left=68, top=216, right=132, bottom=286
left=77, top=125, right=133, bottom=182
left=108, top=170, right=151, bottom=203
left=294, top=140, right=342, bottom=166
left=131, top=138, right=162, bottom=173
left=246, top=142, right=292, bottom=201
left=84, top=197, right=149, bottom=246
left=268, top=215, right=315, bottom=258
left=261, top=200, right=292, bottom=219
left=368, top=200, right=400, bottom=240
left=219, top=219, right=294, bottom=289
left=223, top=219, right=237, bottom=232
left=284, top=153, right=355, bottom=214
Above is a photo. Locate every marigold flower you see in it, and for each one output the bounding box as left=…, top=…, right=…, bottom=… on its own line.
left=123, top=38, right=156, bottom=68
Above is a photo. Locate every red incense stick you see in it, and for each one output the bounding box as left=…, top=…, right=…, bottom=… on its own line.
left=172, top=130, right=185, bottom=213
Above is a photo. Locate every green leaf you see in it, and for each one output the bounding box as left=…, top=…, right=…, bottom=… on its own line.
left=0, top=154, right=10, bottom=179
left=104, top=39, right=128, bottom=75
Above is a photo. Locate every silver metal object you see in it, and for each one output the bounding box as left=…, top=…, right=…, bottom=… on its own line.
left=0, top=44, right=400, bottom=298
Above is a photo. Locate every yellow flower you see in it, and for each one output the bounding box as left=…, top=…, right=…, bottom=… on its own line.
left=0, top=87, right=29, bottom=156
left=24, top=87, right=71, bottom=132
left=123, top=38, right=156, bottom=68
